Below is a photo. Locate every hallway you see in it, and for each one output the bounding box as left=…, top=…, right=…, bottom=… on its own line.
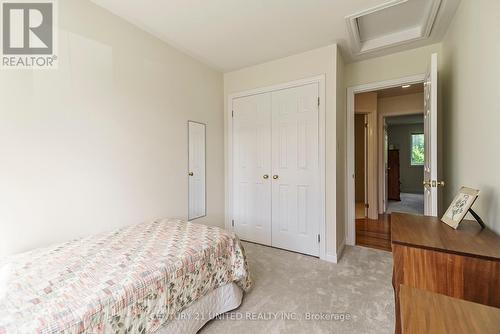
left=386, top=193, right=423, bottom=215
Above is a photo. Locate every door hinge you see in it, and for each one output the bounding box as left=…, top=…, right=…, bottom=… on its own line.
left=232, top=110, right=234, bottom=117
left=318, top=234, right=321, bottom=243
left=231, top=219, right=235, bottom=227
left=365, top=203, right=369, bottom=208
left=317, top=97, right=320, bottom=107
left=364, top=123, right=368, bottom=128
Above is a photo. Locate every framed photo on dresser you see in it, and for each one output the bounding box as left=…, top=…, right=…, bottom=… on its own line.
left=441, top=187, right=480, bottom=229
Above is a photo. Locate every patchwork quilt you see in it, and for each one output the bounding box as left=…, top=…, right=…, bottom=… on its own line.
left=0, top=219, right=251, bottom=334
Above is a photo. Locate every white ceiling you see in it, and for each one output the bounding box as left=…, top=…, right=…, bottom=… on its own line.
left=357, top=0, right=433, bottom=42
left=90, top=0, right=460, bottom=72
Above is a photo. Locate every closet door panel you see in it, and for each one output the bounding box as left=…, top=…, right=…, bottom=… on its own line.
left=271, top=83, right=320, bottom=256
left=232, top=93, right=272, bottom=245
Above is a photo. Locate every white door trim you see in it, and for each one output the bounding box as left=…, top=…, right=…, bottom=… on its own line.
left=346, top=74, right=425, bottom=246
left=226, top=75, right=326, bottom=260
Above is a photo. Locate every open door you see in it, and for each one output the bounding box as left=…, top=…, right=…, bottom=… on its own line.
left=423, top=53, right=441, bottom=216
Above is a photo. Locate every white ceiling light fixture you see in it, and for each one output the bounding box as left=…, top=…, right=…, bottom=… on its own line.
left=346, top=0, right=442, bottom=56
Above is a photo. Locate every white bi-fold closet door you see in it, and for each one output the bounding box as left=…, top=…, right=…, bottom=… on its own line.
left=232, top=83, right=320, bottom=256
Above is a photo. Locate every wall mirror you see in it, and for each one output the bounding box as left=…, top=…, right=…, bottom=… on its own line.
left=188, top=121, right=206, bottom=220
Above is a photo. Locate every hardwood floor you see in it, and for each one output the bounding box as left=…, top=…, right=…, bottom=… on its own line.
left=356, top=214, right=392, bottom=252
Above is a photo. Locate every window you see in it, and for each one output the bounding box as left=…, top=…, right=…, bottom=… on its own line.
left=411, top=133, right=424, bottom=166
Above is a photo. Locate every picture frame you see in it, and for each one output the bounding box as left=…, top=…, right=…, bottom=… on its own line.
left=441, top=187, right=480, bottom=229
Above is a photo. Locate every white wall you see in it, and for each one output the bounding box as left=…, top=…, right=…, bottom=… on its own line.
left=345, top=43, right=442, bottom=87
left=378, top=93, right=424, bottom=116
left=355, top=92, right=379, bottom=220
left=0, top=0, right=224, bottom=256
left=224, top=45, right=340, bottom=260
left=441, top=0, right=500, bottom=234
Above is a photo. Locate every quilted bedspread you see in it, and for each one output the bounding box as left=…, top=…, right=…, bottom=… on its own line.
left=0, top=219, right=252, bottom=334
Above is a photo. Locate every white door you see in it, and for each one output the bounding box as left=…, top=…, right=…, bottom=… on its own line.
left=188, top=121, right=206, bottom=220
left=423, top=53, right=439, bottom=216
left=271, top=83, right=320, bottom=256
left=232, top=93, right=272, bottom=244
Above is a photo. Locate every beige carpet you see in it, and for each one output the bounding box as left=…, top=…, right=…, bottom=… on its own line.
left=387, top=193, right=424, bottom=215
left=200, top=242, right=394, bottom=334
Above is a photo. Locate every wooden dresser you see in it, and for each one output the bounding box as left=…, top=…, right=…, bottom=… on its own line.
left=400, top=285, right=500, bottom=334
left=391, top=213, right=500, bottom=334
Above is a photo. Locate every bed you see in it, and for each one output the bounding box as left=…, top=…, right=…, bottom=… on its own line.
left=0, top=219, right=252, bottom=334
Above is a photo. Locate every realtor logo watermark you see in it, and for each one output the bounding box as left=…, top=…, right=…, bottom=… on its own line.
left=1, top=0, right=57, bottom=69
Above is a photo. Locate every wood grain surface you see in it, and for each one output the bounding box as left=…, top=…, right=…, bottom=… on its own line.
left=391, top=213, right=500, bottom=333
left=400, top=285, right=500, bottom=334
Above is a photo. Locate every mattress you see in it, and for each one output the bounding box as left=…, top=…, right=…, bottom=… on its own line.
left=157, top=282, right=242, bottom=334
left=0, top=219, right=251, bottom=334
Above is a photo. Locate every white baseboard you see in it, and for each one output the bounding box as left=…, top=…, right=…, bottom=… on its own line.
left=322, top=241, right=346, bottom=264
left=322, top=253, right=338, bottom=263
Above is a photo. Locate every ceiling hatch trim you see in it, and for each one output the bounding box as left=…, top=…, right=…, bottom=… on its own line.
left=345, top=0, right=442, bottom=56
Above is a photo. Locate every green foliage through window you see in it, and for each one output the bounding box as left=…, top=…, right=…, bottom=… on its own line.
left=411, top=134, right=425, bottom=166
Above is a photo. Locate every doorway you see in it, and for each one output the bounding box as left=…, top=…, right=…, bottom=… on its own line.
left=385, top=114, right=425, bottom=216
left=348, top=54, right=441, bottom=250
left=347, top=66, right=439, bottom=250
left=352, top=83, right=426, bottom=251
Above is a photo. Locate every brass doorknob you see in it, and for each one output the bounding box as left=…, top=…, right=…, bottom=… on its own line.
left=273, top=175, right=279, bottom=180
left=424, top=180, right=445, bottom=188
left=188, top=172, right=194, bottom=176
left=263, top=174, right=269, bottom=180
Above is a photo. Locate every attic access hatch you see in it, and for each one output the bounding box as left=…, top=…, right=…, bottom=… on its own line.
left=346, top=0, right=442, bottom=55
